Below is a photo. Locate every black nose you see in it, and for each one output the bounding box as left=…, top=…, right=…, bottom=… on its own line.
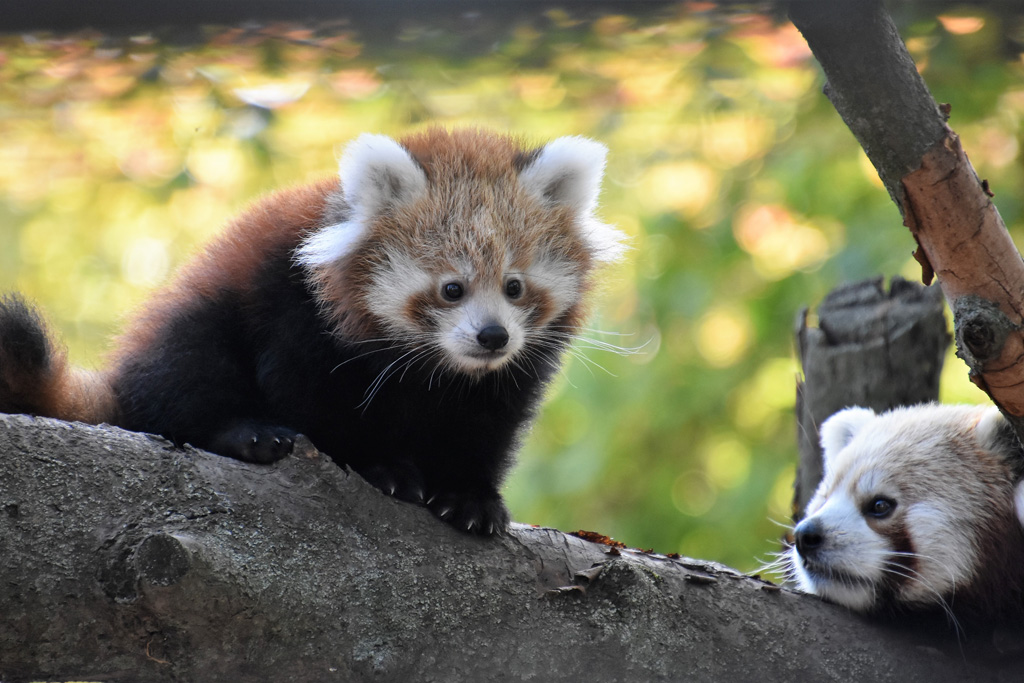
left=794, top=518, right=825, bottom=558
left=477, top=325, right=510, bottom=351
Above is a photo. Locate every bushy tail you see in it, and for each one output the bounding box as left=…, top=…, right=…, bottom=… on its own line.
left=0, top=294, right=116, bottom=423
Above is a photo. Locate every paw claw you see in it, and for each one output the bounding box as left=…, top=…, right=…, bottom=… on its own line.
left=359, top=461, right=426, bottom=504
left=212, top=422, right=298, bottom=463
left=426, top=491, right=509, bottom=536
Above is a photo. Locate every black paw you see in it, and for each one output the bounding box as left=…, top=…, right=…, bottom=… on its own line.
left=208, top=422, right=298, bottom=464
left=360, top=460, right=426, bottom=504
left=427, top=490, right=510, bottom=536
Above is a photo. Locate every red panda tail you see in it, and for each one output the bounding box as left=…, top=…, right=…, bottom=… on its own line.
left=0, top=294, right=117, bottom=424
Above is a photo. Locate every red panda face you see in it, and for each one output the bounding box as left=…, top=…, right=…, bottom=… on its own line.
left=363, top=245, right=584, bottom=374
left=788, top=404, right=1024, bottom=615
left=296, top=129, right=625, bottom=377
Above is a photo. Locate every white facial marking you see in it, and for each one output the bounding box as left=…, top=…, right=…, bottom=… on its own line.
left=900, top=502, right=974, bottom=606
left=525, top=255, right=579, bottom=321
left=793, top=489, right=890, bottom=611
left=368, top=250, right=433, bottom=335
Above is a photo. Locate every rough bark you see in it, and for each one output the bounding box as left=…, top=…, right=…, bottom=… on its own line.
left=788, top=0, right=1024, bottom=442
left=2, top=413, right=1021, bottom=682
left=793, top=276, right=949, bottom=517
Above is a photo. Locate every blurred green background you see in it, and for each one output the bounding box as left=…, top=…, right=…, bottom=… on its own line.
left=1, top=4, right=1018, bottom=574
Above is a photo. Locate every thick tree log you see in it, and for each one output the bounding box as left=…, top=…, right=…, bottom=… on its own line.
left=788, top=0, right=1024, bottom=440
left=794, top=276, right=948, bottom=517
left=1, top=413, right=1019, bottom=682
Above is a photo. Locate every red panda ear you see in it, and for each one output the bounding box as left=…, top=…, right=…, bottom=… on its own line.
left=338, top=134, right=427, bottom=216
left=1014, top=480, right=1024, bottom=529
left=297, top=135, right=427, bottom=268
left=978, top=407, right=1024, bottom=527
left=519, top=136, right=627, bottom=263
left=975, top=406, right=1023, bottom=463
left=819, top=407, right=876, bottom=470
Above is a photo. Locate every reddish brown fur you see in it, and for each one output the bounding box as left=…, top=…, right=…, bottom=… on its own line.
left=1, top=129, right=614, bottom=537
left=110, top=178, right=338, bottom=366
left=23, top=179, right=338, bottom=427
left=0, top=302, right=117, bottom=424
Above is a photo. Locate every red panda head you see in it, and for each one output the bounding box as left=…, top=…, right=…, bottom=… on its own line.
left=296, top=129, right=625, bottom=375
left=789, top=404, right=1024, bottom=617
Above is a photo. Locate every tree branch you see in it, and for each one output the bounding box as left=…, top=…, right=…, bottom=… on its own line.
left=789, top=0, right=1024, bottom=438
left=0, top=414, right=1013, bottom=681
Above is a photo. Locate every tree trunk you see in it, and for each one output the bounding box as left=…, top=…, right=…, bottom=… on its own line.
left=793, top=276, right=949, bottom=517
left=788, top=0, right=1024, bottom=442
left=1, top=413, right=1020, bottom=682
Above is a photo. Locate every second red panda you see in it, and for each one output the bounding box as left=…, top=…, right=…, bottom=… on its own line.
left=786, top=404, right=1024, bottom=623
left=0, top=128, right=625, bottom=535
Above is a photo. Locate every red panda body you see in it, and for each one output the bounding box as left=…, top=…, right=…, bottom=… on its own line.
left=0, top=129, right=625, bottom=535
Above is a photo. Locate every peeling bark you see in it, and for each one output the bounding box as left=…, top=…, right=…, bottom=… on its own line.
left=902, top=134, right=1024, bottom=417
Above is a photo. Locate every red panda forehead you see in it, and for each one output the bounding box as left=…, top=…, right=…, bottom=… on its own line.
left=362, top=194, right=589, bottom=282
left=399, top=128, right=528, bottom=183
left=827, top=445, right=1002, bottom=511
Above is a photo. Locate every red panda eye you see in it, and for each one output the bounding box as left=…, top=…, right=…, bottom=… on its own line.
left=866, top=497, right=896, bottom=519
left=442, top=282, right=464, bottom=301
left=505, top=279, right=523, bottom=299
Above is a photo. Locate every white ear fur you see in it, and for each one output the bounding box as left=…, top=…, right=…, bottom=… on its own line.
left=519, top=136, right=626, bottom=263
left=976, top=407, right=1024, bottom=526
left=338, top=134, right=428, bottom=215
left=975, top=406, right=1011, bottom=451
left=1013, top=480, right=1024, bottom=530
left=296, top=134, right=427, bottom=268
left=819, top=407, right=876, bottom=466
left=520, top=136, right=606, bottom=212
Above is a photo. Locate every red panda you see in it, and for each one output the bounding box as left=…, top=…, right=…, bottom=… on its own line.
left=0, top=128, right=626, bottom=535
left=784, top=403, right=1024, bottom=623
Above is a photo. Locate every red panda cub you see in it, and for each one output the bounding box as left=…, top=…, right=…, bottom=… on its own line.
left=0, top=128, right=625, bottom=535
left=788, top=404, right=1024, bottom=622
